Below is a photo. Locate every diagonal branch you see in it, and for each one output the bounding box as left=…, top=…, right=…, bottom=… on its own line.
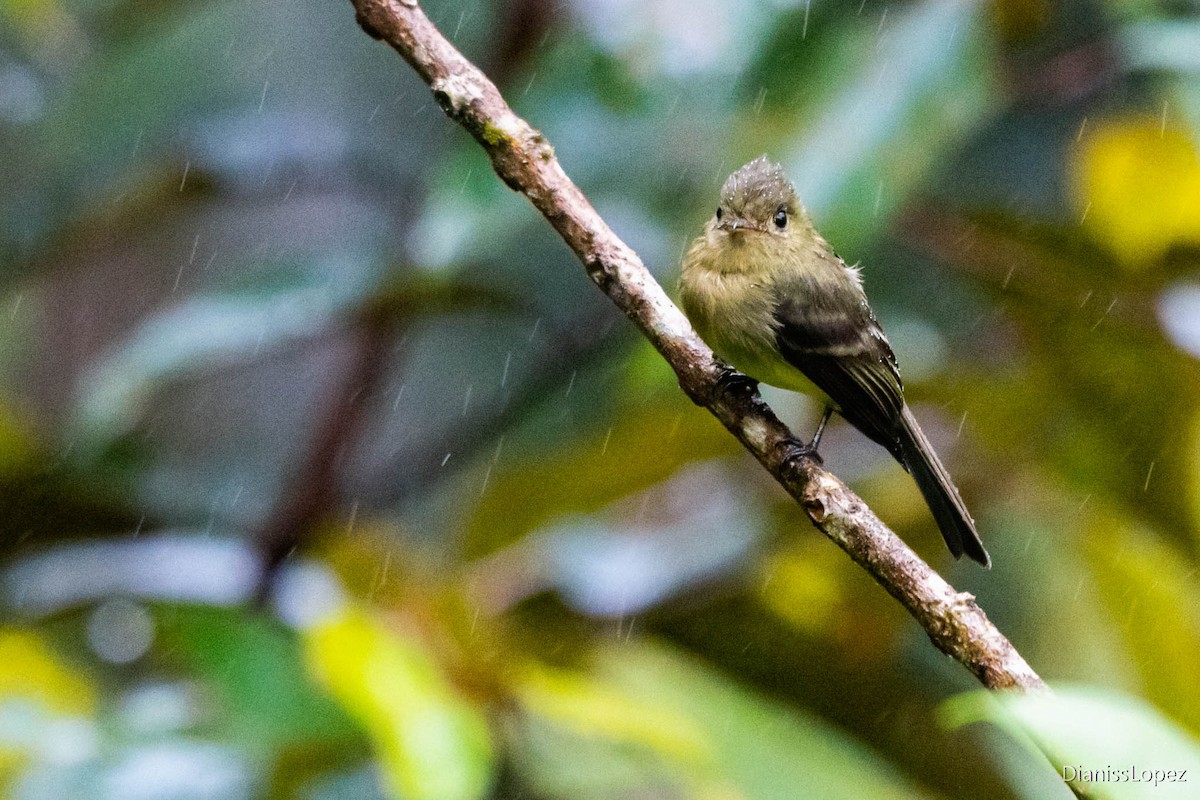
left=347, top=0, right=1045, bottom=692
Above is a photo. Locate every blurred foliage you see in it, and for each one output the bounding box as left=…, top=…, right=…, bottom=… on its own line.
left=508, top=642, right=939, bottom=799
left=303, top=603, right=493, bottom=800
left=4, top=0, right=1200, bottom=798
left=944, top=686, right=1200, bottom=799
left=1075, top=116, right=1200, bottom=266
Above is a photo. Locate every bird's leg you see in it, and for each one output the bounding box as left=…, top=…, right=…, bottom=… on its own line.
left=808, top=406, right=833, bottom=452
left=773, top=408, right=833, bottom=475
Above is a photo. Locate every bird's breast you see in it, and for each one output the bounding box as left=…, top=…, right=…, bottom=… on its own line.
left=679, top=256, right=823, bottom=397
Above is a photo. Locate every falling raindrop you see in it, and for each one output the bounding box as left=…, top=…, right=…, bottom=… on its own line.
left=521, top=72, right=538, bottom=98
left=479, top=463, right=494, bottom=497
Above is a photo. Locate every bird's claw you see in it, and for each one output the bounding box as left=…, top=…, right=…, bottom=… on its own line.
left=775, top=435, right=821, bottom=475
left=714, top=364, right=758, bottom=404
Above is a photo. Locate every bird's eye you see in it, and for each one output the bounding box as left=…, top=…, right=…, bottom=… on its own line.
left=773, top=207, right=788, bottom=229
left=715, top=207, right=723, bottom=221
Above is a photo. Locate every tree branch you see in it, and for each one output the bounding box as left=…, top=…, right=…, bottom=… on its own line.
left=348, top=0, right=1045, bottom=692
left=254, top=316, right=395, bottom=599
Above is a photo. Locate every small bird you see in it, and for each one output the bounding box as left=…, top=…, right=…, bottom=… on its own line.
left=679, top=156, right=990, bottom=566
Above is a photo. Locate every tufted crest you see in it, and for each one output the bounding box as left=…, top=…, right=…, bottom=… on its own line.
left=719, top=156, right=798, bottom=224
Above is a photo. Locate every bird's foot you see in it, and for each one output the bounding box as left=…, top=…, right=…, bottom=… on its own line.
left=775, top=435, right=821, bottom=476
left=714, top=364, right=758, bottom=404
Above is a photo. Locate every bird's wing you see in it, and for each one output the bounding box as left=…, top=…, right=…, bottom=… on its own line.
left=772, top=265, right=906, bottom=462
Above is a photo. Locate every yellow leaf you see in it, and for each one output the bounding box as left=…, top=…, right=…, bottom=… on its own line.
left=1082, top=516, right=1200, bottom=736
left=303, top=607, right=493, bottom=800
left=1074, top=116, right=1200, bottom=267
left=0, top=628, right=94, bottom=715
left=0, top=628, right=96, bottom=782
left=512, top=660, right=713, bottom=766
left=758, top=546, right=843, bottom=636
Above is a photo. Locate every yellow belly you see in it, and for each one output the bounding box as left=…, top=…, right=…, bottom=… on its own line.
left=679, top=260, right=825, bottom=400
left=707, top=324, right=825, bottom=398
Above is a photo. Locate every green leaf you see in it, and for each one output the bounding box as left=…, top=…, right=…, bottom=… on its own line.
left=154, top=605, right=359, bottom=753
left=510, top=641, right=940, bottom=800
left=944, top=686, right=1200, bottom=800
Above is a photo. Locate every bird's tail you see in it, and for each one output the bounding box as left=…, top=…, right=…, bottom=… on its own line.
left=897, top=405, right=990, bottom=567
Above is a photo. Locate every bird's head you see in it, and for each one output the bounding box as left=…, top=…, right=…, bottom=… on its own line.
left=713, top=156, right=803, bottom=238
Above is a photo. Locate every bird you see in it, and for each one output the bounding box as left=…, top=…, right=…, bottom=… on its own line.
left=678, top=156, right=990, bottom=566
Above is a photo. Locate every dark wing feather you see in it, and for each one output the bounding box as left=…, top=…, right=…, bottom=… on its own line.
left=772, top=258, right=990, bottom=565
left=773, top=272, right=906, bottom=464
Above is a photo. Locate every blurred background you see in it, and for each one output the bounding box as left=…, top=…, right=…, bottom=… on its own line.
left=3, top=0, right=1200, bottom=797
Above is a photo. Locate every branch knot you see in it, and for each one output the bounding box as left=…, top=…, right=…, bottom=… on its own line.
left=431, top=73, right=484, bottom=117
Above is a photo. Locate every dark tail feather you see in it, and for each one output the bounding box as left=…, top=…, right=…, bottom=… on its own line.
left=897, top=405, right=991, bottom=568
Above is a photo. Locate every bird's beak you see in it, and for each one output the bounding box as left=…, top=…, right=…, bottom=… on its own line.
left=717, top=217, right=761, bottom=234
